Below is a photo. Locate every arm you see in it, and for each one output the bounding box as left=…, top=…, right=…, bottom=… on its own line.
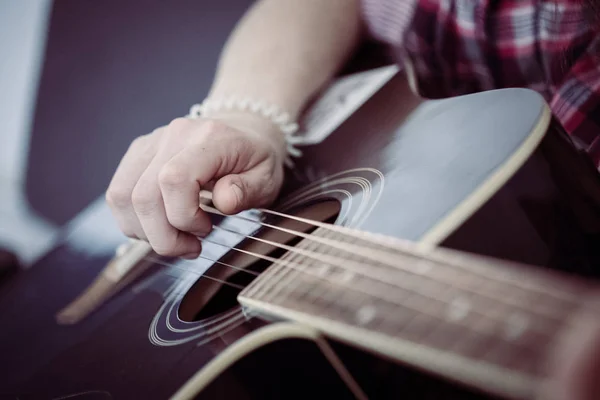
left=398, top=1, right=588, bottom=99
left=398, top=0, right=600, bottom=166
left=208, top=0, right=364, bottom=122
left=106, top=0, right=365, bottom=258
left=398, top=4, right=600, bottom=400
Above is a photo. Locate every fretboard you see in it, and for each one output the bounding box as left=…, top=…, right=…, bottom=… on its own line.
left=238, top=225, right=596, bottom=400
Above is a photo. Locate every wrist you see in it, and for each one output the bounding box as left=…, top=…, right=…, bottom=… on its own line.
left=205, top=110, right=288, bottom=155
left=187, top=95, right=303, bottom=167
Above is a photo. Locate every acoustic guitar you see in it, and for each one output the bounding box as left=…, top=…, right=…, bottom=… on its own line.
left=1, top=68, right=600, bottom=400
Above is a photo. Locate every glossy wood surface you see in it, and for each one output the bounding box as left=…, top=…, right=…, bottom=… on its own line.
left=2, top=77, right=600, bottom=399
left=240, top=223, right=597, bottom=399
left=3, top=1, right=600, bottom=398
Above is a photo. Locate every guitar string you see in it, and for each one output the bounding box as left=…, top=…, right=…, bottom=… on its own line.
left=204, top=228, right=567, bottom=325
left=202, top=204, right=580, bottom=303
left=146, top=254, right=546, bottom=382
left=127, top=213, right=577, bottom=332
left=203, top=206, right=573, bottom=319
left=113, top=204, right=578, bottom=343
left=209, top=234, right=568, bottom=335
left=195, top=253, right=259, bottom=276
left=144, top=255, right=247, bottom=291
left=101, top=201, right=571, bottom=364
left=138, top=238, right=560, bottom=340
left=143, top=264, right=554, bottom=359
left=208, top=222, right=574, bottom=321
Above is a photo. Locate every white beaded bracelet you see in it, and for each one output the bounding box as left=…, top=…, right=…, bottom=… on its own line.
left=187, top=96, right=303, bottom=167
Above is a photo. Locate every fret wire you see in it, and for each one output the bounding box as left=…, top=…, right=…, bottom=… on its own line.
left=327, top=230, right=469, bottom=301
left=210, top=205, right=582, bottom=305
left=261, top=232, right=323, bottom=303
left=444, top=316, right=542, bottom=375
left=421, top=290, right=551, bottom=373
left=264, top=253, right=304, bottom=301
left=432, top=264, right=572, bottom=325
left=327, top=229, right=573, bottom=324
left=243, top=218, right=314, bottom=300
left=449, top=318, right=502, bottom=360
left=347, top=283, right=420, bottom=335
left=201, top=227, right=580, bottom=367
left=472, top=274, right=577, bottom=322
left=261, top=227, right=335, bottom=303
left=344, top=232, right=581, bottom=323
left=266, top=230, right=339, bottom=308
left=341, top=230, right=581, bottom=303
left=261, top=242, right=563, bottom=344
left=243, top=225, right=581, bottom=322
left=481, top=327, right=554, bottom=377
left=272, top=267, right=551, bottom=374
left=211, top=215, right=585, bottom=328
left=315, top=217, right=579, bottom=302
left=210, top=220, right=581, bottom=380
left=248, top=249, right=290, bottom=299
left=198, top=247, right=568, bottom=366
left=288, top=228, right=342, bottom=304
left=251, top=248, right=303, bottom=301
left=422, top=248, right=581, bottom=301
left=432, top=273, right=570, bottom=334
left=252, top=262, right=293, bottom=301
left=239, top=226, right=576, bottom=336
left=270, top=282, right=556, bottom=381
left=420, top=310, right=485, bottom=352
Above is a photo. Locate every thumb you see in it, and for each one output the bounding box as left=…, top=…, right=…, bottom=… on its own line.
left=212, top=166, right=280, bottom=215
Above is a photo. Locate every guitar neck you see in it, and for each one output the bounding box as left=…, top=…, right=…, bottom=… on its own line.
left=238, top=225, right=597, bottom=400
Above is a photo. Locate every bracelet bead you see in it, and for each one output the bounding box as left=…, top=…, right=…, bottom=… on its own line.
left=187, top=95, right=302, bottom=167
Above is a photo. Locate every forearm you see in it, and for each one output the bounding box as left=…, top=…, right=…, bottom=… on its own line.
left=208, top=0, right=363, bottom=121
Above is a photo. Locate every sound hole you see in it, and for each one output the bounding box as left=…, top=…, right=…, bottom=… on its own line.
left=178, top=200, right=341, bottom=322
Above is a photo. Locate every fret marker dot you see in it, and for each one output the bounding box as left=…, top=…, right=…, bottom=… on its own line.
left=448, top=297, right=470, bottom=321
left=317, top=265, right=330, bottom=277
left=414, top=260, right=432, bottom=274
left=505, top=313, right=529, bottom=340
left=356, top=305, right=376, bottom=325
left=340, top=271, right=355, bottom=283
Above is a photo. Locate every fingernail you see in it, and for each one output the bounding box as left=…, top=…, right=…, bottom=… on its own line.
left=181, top=252, right=200, bottom=260
left=231, top=183, right=243, bottom=206
left=192, top=228, right=211, bottom=238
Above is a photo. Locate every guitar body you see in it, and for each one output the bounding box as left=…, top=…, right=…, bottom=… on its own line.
left=1, top=73, right=600, bottom=400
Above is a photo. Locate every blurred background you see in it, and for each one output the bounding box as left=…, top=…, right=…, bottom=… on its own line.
left=0, top=0, right=254, bottom=265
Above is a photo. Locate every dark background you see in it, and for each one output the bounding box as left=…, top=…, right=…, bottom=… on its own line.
left=26, top=0, right=255, bottom=225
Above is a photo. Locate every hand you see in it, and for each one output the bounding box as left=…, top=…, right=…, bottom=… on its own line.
left=105, top=114, right=286, bottom=259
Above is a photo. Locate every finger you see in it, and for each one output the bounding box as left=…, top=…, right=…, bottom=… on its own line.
left=105, top=134, right=157, bottom=239
left=132, top=120, right=203, bottom=257
left=132, top=164, right=202, bottom=258
left=212, top=161, right=282, bottom=215
left=159, top=124, right=255, bottom=231
left=158, top=158, right=213, bottom=235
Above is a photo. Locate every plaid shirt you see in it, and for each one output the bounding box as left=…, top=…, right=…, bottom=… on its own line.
left=361, top=0, right=600, bottom=168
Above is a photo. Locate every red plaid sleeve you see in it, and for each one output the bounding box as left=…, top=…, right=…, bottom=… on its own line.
left=361, top=0, right=600, bottom=167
